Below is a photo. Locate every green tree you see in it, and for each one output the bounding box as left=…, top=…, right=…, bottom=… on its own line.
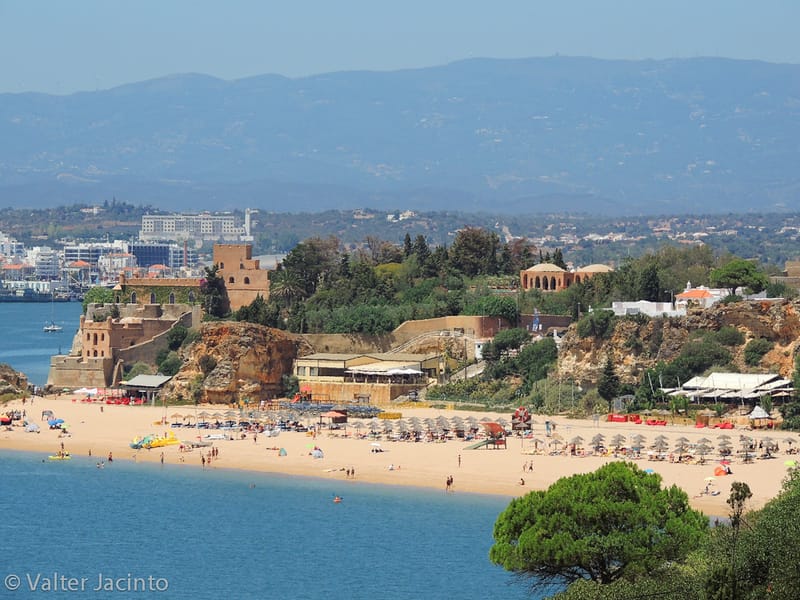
left=166, top=325, right=188, bottom=351
left=464, top=294, right=519, bottom=325
left=82, top=286, right=115, bottom=313
left=448, top=227, right=499, bottom=276
left=490, top=462, right=708, bottom=589
left=709, top=258, right=769, bottom=296
left=637, top=262, right=661, bottom=302
left=597, top=354, right=620, bottom=401
left=200, top=264, right=227, bottom=318
left=492, top=327, right=531, bottom=356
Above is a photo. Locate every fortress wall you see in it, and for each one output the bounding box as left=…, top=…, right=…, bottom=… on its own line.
left=47, top=356, right=114, bottom=389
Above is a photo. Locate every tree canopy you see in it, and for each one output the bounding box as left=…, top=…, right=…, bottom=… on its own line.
left=709, top=258, right=769, bottom=296
left=490, top=462, right=708, bottom=588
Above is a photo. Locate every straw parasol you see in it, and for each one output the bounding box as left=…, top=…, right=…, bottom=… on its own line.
left=590, top=433, right=606, bottom=451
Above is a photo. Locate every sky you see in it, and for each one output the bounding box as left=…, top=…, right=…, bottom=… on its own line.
left=1, top=0, right=799, bottom=95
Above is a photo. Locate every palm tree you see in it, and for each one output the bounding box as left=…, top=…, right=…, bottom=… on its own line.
left=269, top=269, right=304, bottom=308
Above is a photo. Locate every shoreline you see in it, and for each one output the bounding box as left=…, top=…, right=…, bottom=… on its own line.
left=3, top=395, right=796, bottom=516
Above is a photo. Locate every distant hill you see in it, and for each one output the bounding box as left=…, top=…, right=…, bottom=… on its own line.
left=2, top=57, right=799, bottom=215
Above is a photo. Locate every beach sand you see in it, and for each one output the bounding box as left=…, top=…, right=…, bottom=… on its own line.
left=2, top=395, right=796, bottom=516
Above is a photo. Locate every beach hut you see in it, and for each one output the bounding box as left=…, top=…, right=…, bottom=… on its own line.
left=748, top=405, right=773, bottom=429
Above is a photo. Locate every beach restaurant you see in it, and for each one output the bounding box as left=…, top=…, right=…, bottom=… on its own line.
left=661, top=372, right=793, bottom=406
left=293, top=352, right=441, bottom=405
left=119, top=374, right=173, bottom=406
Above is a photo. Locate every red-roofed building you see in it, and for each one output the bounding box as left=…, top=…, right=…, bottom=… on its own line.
left=675, top=284, right=727, bottom=309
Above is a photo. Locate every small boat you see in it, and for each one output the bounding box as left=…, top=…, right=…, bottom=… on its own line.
left=48, top=453, right=71, bottom=461
left=43, top=321, right=63, bottom=333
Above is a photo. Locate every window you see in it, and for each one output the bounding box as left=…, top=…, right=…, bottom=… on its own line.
left=188, top=291, right=196, bottom=303
left=150, top=292, right=156, bottom=304
left=131, top=291, right=137, bottom=303
left=309, top=367, right=318, bottom=377
left=244, top=277, right=250, bottom=284
left=229, top=277, right=235, bottom=284
left=169, top=293, right=175, bottom=304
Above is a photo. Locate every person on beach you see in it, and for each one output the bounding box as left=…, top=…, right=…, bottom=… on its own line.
left=520, top=478, right=525, bottom=486
left=160, top=452, right=164, bottom=465
left=107, top=452, right=113, bottom=463
left=201, top=455, right=206, bottom=469
left=458, top=454, right=461, bottom=467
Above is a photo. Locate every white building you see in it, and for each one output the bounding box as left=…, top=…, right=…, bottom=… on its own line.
left=140, top=212, right=246, bottom=242
left=611, top=300, right=685, bottom=318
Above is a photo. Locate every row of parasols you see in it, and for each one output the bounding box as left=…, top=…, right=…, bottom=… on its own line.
left=168, top=411, right=507, bottom=434
left=549, top=431, right=799, bottom=458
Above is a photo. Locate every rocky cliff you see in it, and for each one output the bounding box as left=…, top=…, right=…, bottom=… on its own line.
left=556, top=299, right=800, bottom=386
left=163, top=322, right=311, bottom=405
left=0, top=363, right=29, bottom=397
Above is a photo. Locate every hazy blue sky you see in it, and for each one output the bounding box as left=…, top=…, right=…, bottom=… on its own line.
left=2, top=0, right=798, bottom=95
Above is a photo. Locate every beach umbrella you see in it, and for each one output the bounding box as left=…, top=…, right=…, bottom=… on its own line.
left=591, top=434, right=605, bottom=451
left=696, top=437, right=712, bottom=445
left=496, top=417, right=510, bottom=429
left=652, top=440, right=669, bottom=452
left=170, top=412, right=183, bottom=424
left=569, top=436, right=584, bottom=446
left=695, top=443, right=713, bottom=461
left=610, top=434, right=626, bottom=449
left=654, top=434, right=669, bottom=444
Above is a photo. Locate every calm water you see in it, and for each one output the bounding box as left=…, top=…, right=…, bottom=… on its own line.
left=0, top=302, right=83, bottom=387
left=0, top=451, right=538, bottom=599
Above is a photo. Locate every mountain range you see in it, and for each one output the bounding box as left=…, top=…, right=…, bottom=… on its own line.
left=2, top=56, right=799, bottom=215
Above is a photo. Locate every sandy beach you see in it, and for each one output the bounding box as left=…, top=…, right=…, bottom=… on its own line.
left=2, top=395, right=797, bottom=516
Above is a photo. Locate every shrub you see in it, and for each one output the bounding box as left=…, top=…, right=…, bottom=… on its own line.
left=158, top=351, right=183, bottom=376
left=182, top=328, right=201, bottom=347
left=198, top=354, right=217, bottom=375
left=744, top=337, right=774, bottom=366
left=125, top=362, right=152, bottom=378
left=576, top=310, right=615, bottom=339
left=712, top=326, right=745, bottom=347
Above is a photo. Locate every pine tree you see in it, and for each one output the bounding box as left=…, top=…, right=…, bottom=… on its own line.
left=598, top=354, right=620, bottom=401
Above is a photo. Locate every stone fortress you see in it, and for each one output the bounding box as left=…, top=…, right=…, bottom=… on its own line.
left=47, top=248, right=576, bottom=403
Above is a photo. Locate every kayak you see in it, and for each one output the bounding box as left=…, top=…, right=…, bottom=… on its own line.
left=48, top=454, right=71, bottom=461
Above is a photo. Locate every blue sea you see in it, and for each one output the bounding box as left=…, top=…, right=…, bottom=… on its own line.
left=0, top=452, right=539, bottom=599
left=0, top=304, right=542, bottom=599
left=0, top=301, right=83, bottom=388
